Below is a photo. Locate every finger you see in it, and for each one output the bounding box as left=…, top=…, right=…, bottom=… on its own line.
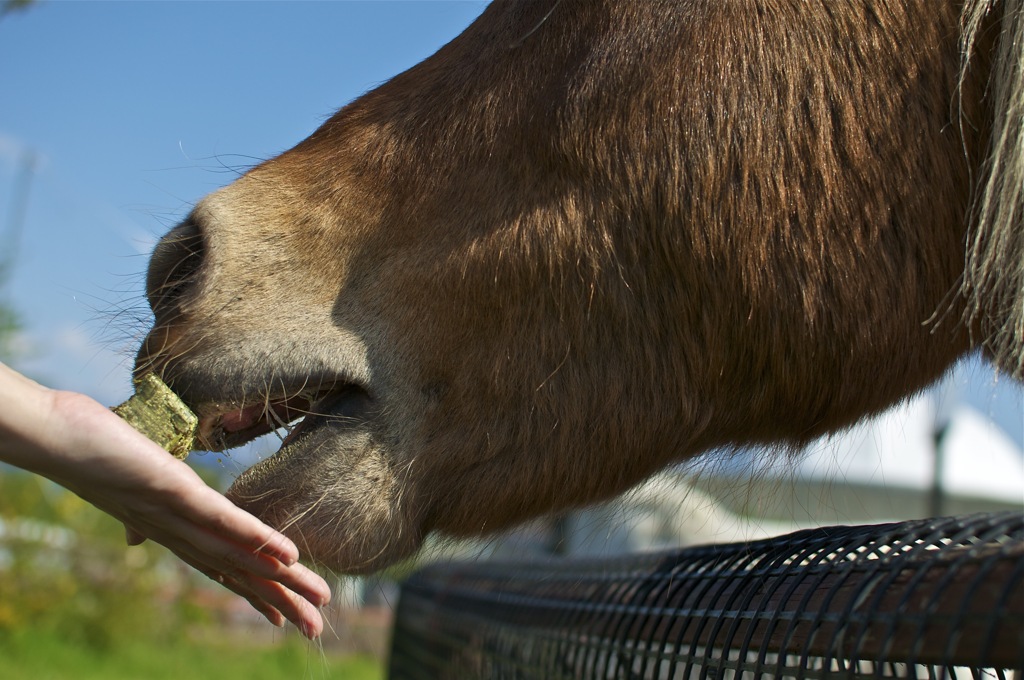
left=110, top=459, right=302, bottom=567
left=184, top=556, right=319, bottom=636
left=236, top=576, right=325, bottom=639
left=169, top=488, right=301, bottom=566
left=209, top=569, right=323, bottom=639
left=188, top=528, right=331, bottom=606
left=205, top=571, right=286, bottom=628
left=136, top=516, right=331, bottom=607
left=227, top=583, right=287, bottom=629
left=198, top=536, right=331, bottom=606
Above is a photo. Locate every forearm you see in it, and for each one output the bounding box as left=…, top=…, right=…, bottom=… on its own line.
left=0, top=362, right=149, bottom=485
left=0, top=361, right=62, bottom=474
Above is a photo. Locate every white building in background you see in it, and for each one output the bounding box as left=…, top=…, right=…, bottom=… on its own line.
left=692, top=394, right=1024, bottom=524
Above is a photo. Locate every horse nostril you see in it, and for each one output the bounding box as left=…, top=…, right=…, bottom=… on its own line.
left=146, top=216, right=206, bottom=319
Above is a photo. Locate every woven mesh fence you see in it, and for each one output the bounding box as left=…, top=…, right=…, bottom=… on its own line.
left=388, top=512, right=1024, bottom=679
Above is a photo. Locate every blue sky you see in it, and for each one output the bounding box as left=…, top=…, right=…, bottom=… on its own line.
left=0, top=1, right=485, bottom=392
left=0, top=0, right=1021, bottom=471
left=0, top=0, right=488, bottom=469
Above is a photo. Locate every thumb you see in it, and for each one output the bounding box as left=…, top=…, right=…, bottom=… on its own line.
left=124, top=523, right=147, bottom=546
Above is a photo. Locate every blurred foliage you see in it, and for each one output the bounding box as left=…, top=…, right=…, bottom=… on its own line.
left=0, top=470, right=384, bottom=678
left=0, top=471, right=210, bottom=650
left=0, top=471, right=385, bottom=677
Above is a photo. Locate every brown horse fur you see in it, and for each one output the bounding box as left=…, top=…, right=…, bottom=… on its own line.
left=137, top=0, right=1022, bottom=573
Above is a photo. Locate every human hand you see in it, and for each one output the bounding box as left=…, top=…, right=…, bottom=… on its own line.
left=0, top=365, right=331, bottom=638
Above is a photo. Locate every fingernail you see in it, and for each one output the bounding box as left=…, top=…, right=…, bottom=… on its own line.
left=310, top=587, right=330, bottom=607
left=274, top=536, right=298, bottom=565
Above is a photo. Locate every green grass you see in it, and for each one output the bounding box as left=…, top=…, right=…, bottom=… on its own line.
left=0, top=628, right=384, bottom=680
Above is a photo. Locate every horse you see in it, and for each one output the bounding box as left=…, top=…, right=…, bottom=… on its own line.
left=136, top=0, right=1024, bottom=572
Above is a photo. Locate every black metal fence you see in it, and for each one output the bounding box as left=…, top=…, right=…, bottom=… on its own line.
left=389, top=512, right=1024, bottom=678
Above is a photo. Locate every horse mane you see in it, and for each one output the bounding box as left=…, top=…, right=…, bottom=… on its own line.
left=961, top=0, right=1024, bottom=379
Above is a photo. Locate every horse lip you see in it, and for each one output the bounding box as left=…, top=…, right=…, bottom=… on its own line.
left=228, top=387, right=375, bottom=496
left=192, top=380, right=367, bottom=451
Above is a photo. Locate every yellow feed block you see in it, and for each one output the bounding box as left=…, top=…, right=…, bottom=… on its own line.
left=112, top=374, right=197, bottom=459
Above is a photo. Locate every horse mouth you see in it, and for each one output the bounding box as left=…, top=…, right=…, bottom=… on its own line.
left=193, top=382, right=365, bottom=451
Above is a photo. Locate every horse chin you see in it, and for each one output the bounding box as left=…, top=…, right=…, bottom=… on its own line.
left=225, top=392, right=424, bottom=573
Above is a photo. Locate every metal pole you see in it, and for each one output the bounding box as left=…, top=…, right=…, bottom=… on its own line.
left=928, top=376, right=958, bottom=518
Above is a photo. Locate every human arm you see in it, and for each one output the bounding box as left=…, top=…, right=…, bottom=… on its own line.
left=0, top=362, right=330, bottom=638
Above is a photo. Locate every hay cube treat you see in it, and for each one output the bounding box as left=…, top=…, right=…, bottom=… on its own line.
left=112, top=374, right=197, bottom=460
